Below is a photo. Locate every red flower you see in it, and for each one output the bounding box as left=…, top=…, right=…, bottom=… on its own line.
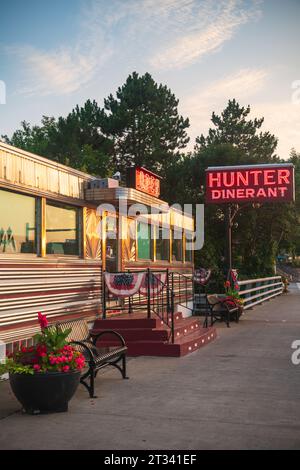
left=33, top=364, right=41, bottom=372
left=36, top=344, right=47, bottom=357
left=38, top=312, right=48, bottom=329
left=62, top=365, right=70, bottom=373
left=224, top=281, right=231, bottom=288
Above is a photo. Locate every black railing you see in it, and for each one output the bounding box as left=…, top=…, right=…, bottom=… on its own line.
left=102, top=269, right=175, bottom=343
left=169, top=271, right=194, bottom=311
left=147, top=269, right=175, bottom=343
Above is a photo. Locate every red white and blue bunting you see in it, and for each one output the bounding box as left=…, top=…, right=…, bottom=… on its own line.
left=104, top=271, right=167, bottom=298
left=194, top=268, right=211, bottom=286
left=104, top=272, right=145, bottom=298
left=139, top=272, right=167, bottom=297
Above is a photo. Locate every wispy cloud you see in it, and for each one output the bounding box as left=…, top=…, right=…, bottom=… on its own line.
left=150, top=0, right=262, bottom=70
left=181, top=67, right=300, bottom=157
left=3, top=0, right=262, bottom=96
left=180, top=67, right=268, bottom=146
left=4, top=0, right=114, bottom=96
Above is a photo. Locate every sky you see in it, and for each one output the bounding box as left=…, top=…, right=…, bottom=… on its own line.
left=0, top=0, right=299, bottom=159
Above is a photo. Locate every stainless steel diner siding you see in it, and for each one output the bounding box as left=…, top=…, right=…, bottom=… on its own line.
left=0, top=141, right=95, bottom=202
left=0, top=259, right=102, bottom=343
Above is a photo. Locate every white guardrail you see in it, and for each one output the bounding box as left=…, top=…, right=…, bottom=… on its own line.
left=238, top=276, right=283, bottom=310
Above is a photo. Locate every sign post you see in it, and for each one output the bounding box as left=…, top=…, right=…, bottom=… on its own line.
left=225, top=205, right=232, bottom=272
left=205, top=163, right=295, bottom=275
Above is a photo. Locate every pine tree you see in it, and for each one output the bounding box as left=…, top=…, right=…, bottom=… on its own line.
left=102, top=72, right=190, bottom=174
left=195, top=98, right=278, bottom=162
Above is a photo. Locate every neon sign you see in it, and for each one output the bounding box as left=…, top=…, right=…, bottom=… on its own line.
left=206, top=164, right=295, bottom=204
left=128, top=167, right=161, bottom=198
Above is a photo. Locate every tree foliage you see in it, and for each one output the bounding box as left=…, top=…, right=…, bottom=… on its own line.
left=102, top=72, right=190, bottom=174
left=2, top=82, right=299, bottom=285
left=2, top=100, right=113, bottom=176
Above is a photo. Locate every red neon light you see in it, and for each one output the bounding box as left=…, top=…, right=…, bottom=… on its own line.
left=135, top=167, right=160, bottom=198
left=206, top=165, right=295, bottom=204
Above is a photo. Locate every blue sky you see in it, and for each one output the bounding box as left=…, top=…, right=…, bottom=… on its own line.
left=0, top=0, right=299, bottom=158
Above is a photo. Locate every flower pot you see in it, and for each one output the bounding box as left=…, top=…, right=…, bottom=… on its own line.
left=9, top=370, right=80, bottom=414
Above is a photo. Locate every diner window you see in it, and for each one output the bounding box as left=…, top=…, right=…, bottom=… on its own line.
left=137, top=222, right=152, bottom=260
left=46, top=202, right=79, bottom=256
left=185, top=231, right=193, bottom=263
left=172, top=228, right=183, bottom=262
left=105, top=215, right=118, bottom=272
left=156, top=225, right=170, bottom=261
left=0, top=189, right=36, bottom=254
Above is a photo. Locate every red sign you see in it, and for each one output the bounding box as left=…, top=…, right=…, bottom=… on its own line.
left=133, top=167, right=161, bottom=198
left=206, top=164, right=295, bottom=204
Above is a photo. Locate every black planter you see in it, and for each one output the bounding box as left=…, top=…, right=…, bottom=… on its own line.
left=9, top=370, right=80, bottom=414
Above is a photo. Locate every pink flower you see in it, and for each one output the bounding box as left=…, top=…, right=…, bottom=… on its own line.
left=33, top=364, right=41, bottom=372
left=62, top=365, right=70, bottom=373
left=75, top=357, right=85, bottom=369
left=36, top=344, right=47, bottom=357
left=38, top=312, right=48, bottom=329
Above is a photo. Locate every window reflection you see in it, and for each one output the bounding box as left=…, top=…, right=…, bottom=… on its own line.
left=156, top=226, right=170, bottom=261
left=0, top=189, right=36, bottom=254
left=105, top=216, right=117, bottom=271
left=185, top=230, right=193, bottom=263
left=172, top=229, right=183, bottom=262
left=46, top=202, right=79, bottom=255
left=137, top=222, right=152, bottom=260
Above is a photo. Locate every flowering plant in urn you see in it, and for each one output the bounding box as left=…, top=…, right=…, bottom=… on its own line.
left=0, top=313, right=85, bottom=375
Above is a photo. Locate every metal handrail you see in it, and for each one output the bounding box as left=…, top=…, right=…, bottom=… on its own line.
left=238, top=275, right=282, bottom=285
left=239, top=276, right=283, bottom=310
left=147, top=270, right=175, bottom=343
left=102, top=269, right=175, bottom=343
left=169, top=271, right=194, bottom=309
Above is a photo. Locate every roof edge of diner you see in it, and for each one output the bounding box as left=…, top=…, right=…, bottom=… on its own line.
left=85, top=186, right=170, bottom=211
left=0, top=140, right=97, bottom=180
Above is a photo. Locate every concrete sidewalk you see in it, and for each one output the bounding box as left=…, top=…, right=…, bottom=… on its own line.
left=0, top=286, right=300, bottom=450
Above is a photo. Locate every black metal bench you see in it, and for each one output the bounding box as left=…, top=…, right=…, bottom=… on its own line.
left=55, top=318, right=128, bottom=398
left=205, top=295, right=240, bottom=328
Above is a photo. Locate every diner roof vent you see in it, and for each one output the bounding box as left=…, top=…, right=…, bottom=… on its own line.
left=87, top=178, right=119, bottom=189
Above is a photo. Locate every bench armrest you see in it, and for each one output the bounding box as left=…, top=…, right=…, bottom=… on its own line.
left=90, top=330, right=126, bottom=347
left=70, top=340, right=94, bottom=363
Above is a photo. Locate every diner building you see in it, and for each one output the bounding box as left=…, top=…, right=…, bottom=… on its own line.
left=0, top=142, right=194, bottom=347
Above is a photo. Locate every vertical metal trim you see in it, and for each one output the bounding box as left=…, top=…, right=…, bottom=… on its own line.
left=183, top=230, right=186, bottom=264
left=81, top=207, right=86, bottom=259
left=118, top=214, right=123, bottom=272
left=40, top=197, right=46, bottom=257
left=102, top=211, right=107, bottom=271
left=153, top=223, right=157, bottom=263
left=169, top=227, right=173, bottom=264
left=136, top=219, right=139, bottom=260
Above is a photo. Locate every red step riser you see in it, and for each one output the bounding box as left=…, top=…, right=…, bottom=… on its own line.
left=93, top=312, right=216, bottom=357
left=93, top=328, right=169, bottom=342
left=127, top=332, right=216, bottom=357
left=93, top=318, right=158, bottom=329
left=95, top=328, right=217, bottom=357
left=94, top=312, right=184, bottom=330
left=93, top=319, right=203, bottom=342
